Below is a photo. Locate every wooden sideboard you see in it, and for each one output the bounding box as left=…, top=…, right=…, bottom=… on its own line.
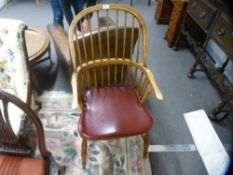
left=174, top=0, right=233, bottom=121
left=155, top=0, right=174, bottom=24
left=155, top=0, right=190, bottom=47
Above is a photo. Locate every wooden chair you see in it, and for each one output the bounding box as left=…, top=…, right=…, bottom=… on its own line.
left=69, top=4, right=149, bottom=70
left=73, top=58, right=163, bottom=168
left=0, top=90, right=51, bottom=175
left=69, top=4, right=151, bottom=108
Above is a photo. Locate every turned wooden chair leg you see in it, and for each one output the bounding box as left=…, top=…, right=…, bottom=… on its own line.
left=142, top=132, right=149, bottom=158
left=81, top=139, right=87, bottom=169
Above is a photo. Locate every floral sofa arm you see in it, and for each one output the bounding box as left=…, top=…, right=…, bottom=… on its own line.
left=0, top=18, right=31, bottom=135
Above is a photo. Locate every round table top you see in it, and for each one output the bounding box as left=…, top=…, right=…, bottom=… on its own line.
left=25, top=27, right=50, bottom=63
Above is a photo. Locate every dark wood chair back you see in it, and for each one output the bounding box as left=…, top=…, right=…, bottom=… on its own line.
left=0, top=90, right=51, bottom=174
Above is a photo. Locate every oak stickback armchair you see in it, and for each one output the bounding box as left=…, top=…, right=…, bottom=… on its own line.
left=69, top=4, right=150, bottom=108
left=73, top=59, right=163, bottom=169
left=0, top=18, right=34, bottom=137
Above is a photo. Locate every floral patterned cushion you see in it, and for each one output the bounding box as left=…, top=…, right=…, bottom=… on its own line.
left=0, top=18, right=29, bottom=134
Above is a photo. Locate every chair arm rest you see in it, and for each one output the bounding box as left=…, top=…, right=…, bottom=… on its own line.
left=75, top=59, right=163, bottom=105
left=47, top=24, right=71, bottom=69
left=145, top=69, right=163, bottom=101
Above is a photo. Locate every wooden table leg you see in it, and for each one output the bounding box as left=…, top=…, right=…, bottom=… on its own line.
left=209, top=94, right=233, bottom=122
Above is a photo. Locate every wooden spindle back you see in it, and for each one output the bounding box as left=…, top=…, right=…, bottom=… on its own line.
left=69, top=4, right=148, bottom=71
left=76, top=59, right=155, bottom=109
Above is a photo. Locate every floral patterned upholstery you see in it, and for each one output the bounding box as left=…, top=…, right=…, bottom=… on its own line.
left=0, top=18, right=30, bottom=134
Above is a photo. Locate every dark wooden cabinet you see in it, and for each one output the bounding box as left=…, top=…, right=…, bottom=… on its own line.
left=165, top=1, right=189, bottom=47
left=211, top=14, right=233, bottom=58
left=155, top=0, right=190, bottom=47
left=188, top=0, right=218, bottom=30
left=174, top=0, right=233, bottom=121
left=154, top=0, right=174, bottom=24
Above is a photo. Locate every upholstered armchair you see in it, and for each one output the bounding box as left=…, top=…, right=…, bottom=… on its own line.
left=0, top=18, right=33, bottom=136
left=0, top=18, right=31, bottom=104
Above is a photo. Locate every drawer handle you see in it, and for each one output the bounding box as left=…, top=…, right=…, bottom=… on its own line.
left=200, top=11, right=206, bottom=19
left=217, top=28, right=225, bottom=36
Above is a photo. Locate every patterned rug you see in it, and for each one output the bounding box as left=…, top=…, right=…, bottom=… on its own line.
left=36, top=91, right=152, bottom=175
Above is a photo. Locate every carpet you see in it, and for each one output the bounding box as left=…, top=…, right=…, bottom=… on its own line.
left=36, top=91, right=152, bottom=175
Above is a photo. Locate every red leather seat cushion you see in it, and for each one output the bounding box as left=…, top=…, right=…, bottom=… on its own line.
left=0, top=155, right=46, bottom=175
left=79, top=87, right=153, bottom=140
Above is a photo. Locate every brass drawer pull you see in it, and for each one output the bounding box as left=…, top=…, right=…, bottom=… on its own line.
left=217, top=28, right=225, bottom=36
left=200, top=11, right=206, bottom=19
